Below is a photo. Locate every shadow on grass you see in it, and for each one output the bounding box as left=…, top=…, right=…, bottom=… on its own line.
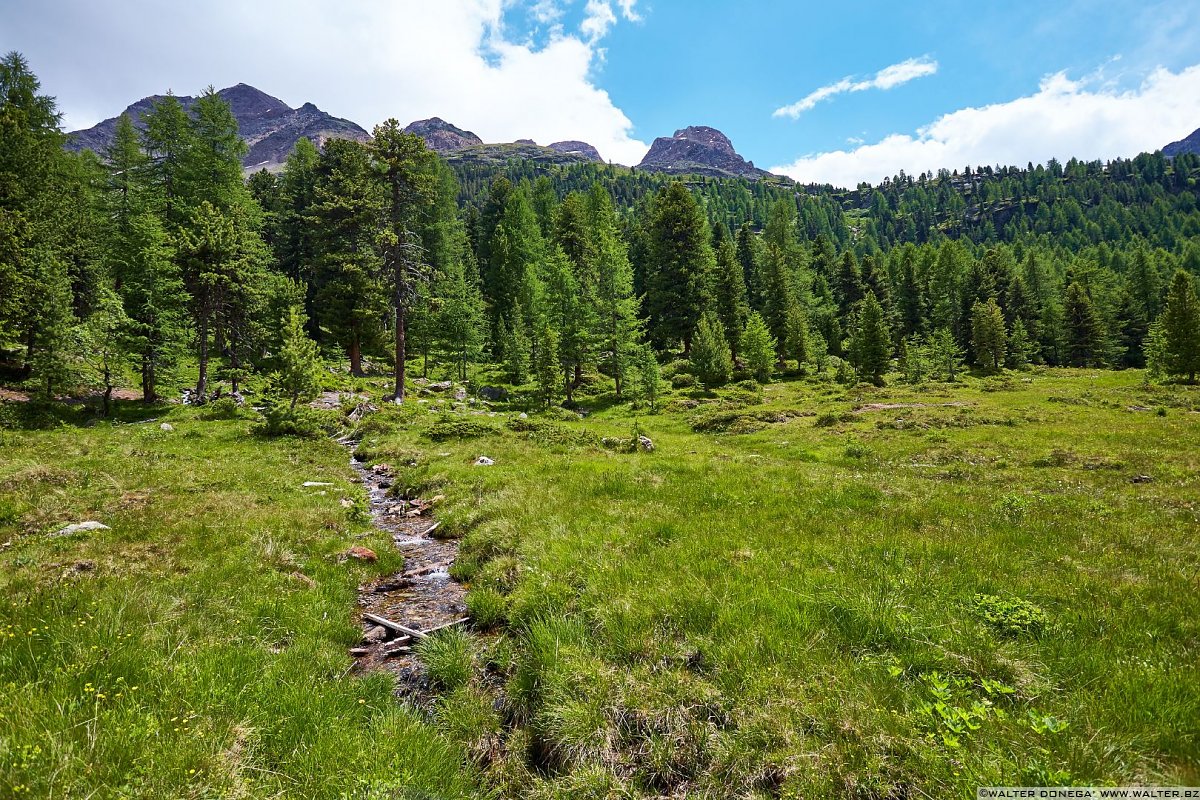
left=0, top=397, right=172, bottom=430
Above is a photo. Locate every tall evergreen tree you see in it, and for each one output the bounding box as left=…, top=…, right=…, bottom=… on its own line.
left=690, top=311, right=733, bottom=388
left=1160, top=269, right=1200, bottom=382
left=741, top=312, right=775, bottom=383
left=971, top=297, right=1007, bottom=372
left=644, top=182, right=715, bottom=351
left=586, top=184, right=640, bottom=397
left=712, top=224, right=750, bottom=357
left=1063, top=282, right=1106, bottom=367
left=850, top=292, right=890, bottom=385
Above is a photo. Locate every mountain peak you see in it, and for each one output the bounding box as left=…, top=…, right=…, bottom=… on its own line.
left=66, top=83, right=369, bottom=171
left=403, top=118, right=483, bottom=152
left=548, top=140, right=603, bottom=162
left=637, top=124, right=770, bottom=179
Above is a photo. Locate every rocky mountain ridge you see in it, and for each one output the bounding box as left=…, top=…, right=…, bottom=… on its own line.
left=1163, top=126, right=1200, bottom=158
left=636, top=125, right=772, bottom=179
left=67, top=84, right=370, bottom=171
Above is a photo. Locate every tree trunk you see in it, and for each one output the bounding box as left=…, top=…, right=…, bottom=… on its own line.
left=142, top=353, right=156, bottom=404
left=102, top=364, right=112, bottom=417
left=195, top=311, right=209, bottom=400
left=394, top=305, right=407, bottom=402
left=349, top=336, right=363, bottom=377
left=573, top=362, right=583, bottom=389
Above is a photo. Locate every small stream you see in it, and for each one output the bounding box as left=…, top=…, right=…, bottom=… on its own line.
left=339, top=434, right=467, bottom=693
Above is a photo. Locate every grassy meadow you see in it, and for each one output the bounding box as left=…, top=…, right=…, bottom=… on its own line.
left=354, top=367, right=1199, bottom=798
left=2, top=366, right=1198, bottom=798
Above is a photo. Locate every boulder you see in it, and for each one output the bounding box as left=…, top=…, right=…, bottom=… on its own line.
left=345, top=546, right=377, bottom=562
left=427, top=381, right=453, bottom=392
left=363, top=625, right=388, bottom=644
left=53, top=521, right=110, bottom=537
left=638, top=435, right=655, bottom=452
left=474, top=456, right=495, bottom=466
left=478, top=386, right=508, bottom=401
left=159, top=422, right=174, bottom=432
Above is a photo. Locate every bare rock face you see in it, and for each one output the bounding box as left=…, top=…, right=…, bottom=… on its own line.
left=548, top=140, right=603, bottom=162
left=403, top=117, right=484, bottom=152
left=67, top=83, right=370, bottom=172
left=637, top=125, right=772, bottom=179
left=1163, top=126, right=1200, bottom=158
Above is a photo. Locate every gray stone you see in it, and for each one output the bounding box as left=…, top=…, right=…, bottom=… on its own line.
left=478, top=386, right=508, bottom=401
left=53, top=521, right=110, bottom=537
left=159, top=422, right=174, bottom=431
left=474, top=456, right=495, bottom=466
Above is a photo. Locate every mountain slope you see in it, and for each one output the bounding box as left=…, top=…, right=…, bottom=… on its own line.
left=403, top=117, right=484, bottom=152
left=67, top=84, right=370, bottom=171
left=1163, top=126, right=1200, bottom=158
left=636, top=125, right=774, bottom=179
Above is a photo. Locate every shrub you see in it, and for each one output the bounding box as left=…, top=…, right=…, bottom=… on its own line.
left=200, top=397, right=241, bottom=420
left=425, top=418, right=500, bottom=440
left=670, top=373, right=697, bottom=389
left=254, top=405, right=336, bottom=438
left=466, top=589, right=508, bottom=630
left=972, top=593, right=1049, bottom=637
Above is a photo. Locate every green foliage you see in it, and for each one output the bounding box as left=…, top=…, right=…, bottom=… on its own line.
left=419, top=628, right=476, bottom=692
left=533, top=322, right=561, bottom=408
left=972, top=593, right=1050, bottom=637
left=426, top=418, right=500, bottom=440
left=689, top=312, right=733, bottom=389
left=272, top=305, right=322, bottom=411
left=971, top=298, right=1008, bottom=373
left=1160, top=269, right=1200, bottom=382
left=850, top=292, right=890, bottom=385
left=741, top=312, right=776, bottom=383
left=632, top=345, right=662, bottom=411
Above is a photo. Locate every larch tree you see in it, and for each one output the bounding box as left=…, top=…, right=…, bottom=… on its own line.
left=586, top=184, right=640, bottom=397
left=971, top=297, right=1008, bottom=372
left=644, top=182, right=715, bottom=351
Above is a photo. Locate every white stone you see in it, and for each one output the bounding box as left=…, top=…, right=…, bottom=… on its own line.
left=54, top=521, right=109, bottom=537
left=159, top=423, right=174, bottom=431
left=474, top=456, right=495, bottom=466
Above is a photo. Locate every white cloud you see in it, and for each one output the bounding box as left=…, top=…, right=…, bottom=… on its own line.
left=770, top=64, right=1200, bottom=188
left=773, top=56, right=938, bottom=119
left=0, top=0, right=649, bottom=165
left=580, top=0, right=640, bottom=42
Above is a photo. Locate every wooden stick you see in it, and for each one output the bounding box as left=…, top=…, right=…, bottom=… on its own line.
left=420, top=617, right=470, bottom=636
left=423, top=521, right=441, bottom=537
left=363, top=613, right=428, bottom=640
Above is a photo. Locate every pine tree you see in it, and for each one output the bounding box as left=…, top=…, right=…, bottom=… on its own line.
left=1007, top=319, right=1034, bottom=369
left=644, top=182, right=715, bottom=351
left=1160, top=269, right=1200, bottom=382
left=433, top=238, right=486, bottom=382
left=498, top=315, right=529, bottom=384
left=533, top=321, right=560, bottom=407
left=274, top=305, right=322, bottom=411
left=1063, top=282, right=1105, bottom=366
left=586, top=184, right=640, bottom=397
left=633, top=344, right=661, bottom=411
left=741, top=312, right=776, bottom=383
left=371, top=119, right=437, bottom=401
left=784, top=301, right=810, bottom=365
left=116, top=213, right=187, bottom=402
left=971, top=297, right=1007, bottom=372
left=78, top=287, right=131, bottom=415
left=690, top=312, right=733, bottom=388
left=712, top=225, right=749, bottom=357
left=851, top=292, right=890, bottom=385
left=275, top=137, right=320, bottom=284
left=927, top=327, right=963, bottom=381
left=544, top=246, right=596, bottom=404
left=759, top=199, right=803, bottom=354
left=309, top=138, right=386, bottom=376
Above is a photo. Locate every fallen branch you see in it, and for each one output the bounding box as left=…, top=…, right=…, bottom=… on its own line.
left=363, top=613, right=428, bottom=640
left=419, top=617, right=469, bottom=636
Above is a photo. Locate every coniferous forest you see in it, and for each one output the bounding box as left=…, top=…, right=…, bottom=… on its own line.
left=4, top=52, right=1200, bottom=407
left=4, top=49, right=1200, bottom=799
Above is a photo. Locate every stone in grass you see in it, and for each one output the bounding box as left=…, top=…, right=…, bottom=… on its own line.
left=474, top=456, right=495, bottom=466
left=159, top=422, right=174, bottom=432
left=53, top=521, right=110, bottom=537
left=344, top=546, right=377, bottom=562
left=1130, top=474, right=1153, bottom=484
left=302, top=481, right=334, bottom=487
left=363, top=625, right=388, bottom=644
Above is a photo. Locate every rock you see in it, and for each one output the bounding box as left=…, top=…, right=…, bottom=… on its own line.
left=637, top=125, right=775, bottom=180
left=53, top=521, right=110, bottom=537
left=427, top=381, right=453, bottom=392
left=478, top=386, right=508, bottom=401
left=453, top=388, right=467, bottom=401
left=345, top=546, right=377, bottom=562
left=348, top=402, right=378, bottom=422
left=1131, top=474, right=1153, bottom=484
left=547, top=140, right=603, bottom=162
left=518, top=412, right=528, bottom=419
left=363, top=625, right=388, bottom=644
left=302, top=481, right=333, bottom=487
left=340, top=497, right=354, bottom=508
left=371, top=464, right=392, bottom=475
left=474, top=456, right=495, bottom=466
left=159, top=422, right=174, bottom=431
left=403, top=117, right=483, bottom=152
left=638, top=435, right=655, bottom=452
left=289, top=571, right=317, bottom=589
left=428, top=494, right=446, bottom=505
left=68, top=84, right=370, bottom=172
left=349, top=647, right=371, bottom=656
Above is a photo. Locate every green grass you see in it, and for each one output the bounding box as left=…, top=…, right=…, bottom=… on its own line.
left=4, top=366, right=1199, bottom=798
left=350, top=367, right=1200, bottom=797
left=0, top=402, right=480, bottom=799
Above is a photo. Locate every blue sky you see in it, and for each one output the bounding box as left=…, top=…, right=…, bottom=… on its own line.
left=4, top=0, right=1200, bottom=186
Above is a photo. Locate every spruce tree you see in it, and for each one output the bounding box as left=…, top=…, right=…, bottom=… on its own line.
left=712, top=225, right=749, bottom=357
left=1160, top=269, right=1200, bottom=382
left=1007, top=319, right=1034, bottom=369
left=79, top=287, right=132, bottom=415
left=117, top=213, right=186, bottom=402
left=543, top=246, right=595, bottom=404
left=690, top=312, right=733, bottom=388
left=633, top=344, right=661, bottom=411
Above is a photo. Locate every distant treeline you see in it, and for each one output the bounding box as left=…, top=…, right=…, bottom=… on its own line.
left=3, top=51, right=1199, bottom=414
